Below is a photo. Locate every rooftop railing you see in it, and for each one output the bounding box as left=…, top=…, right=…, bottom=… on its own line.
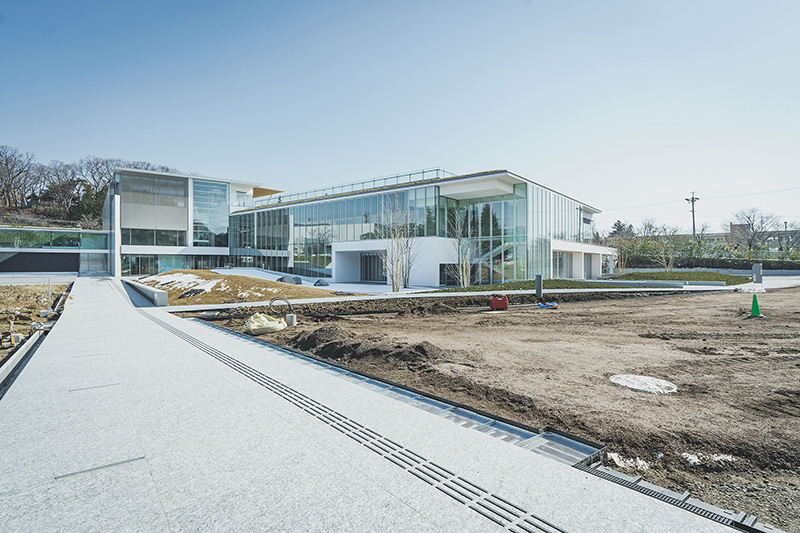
left=253, top=168, right=456, bottom=208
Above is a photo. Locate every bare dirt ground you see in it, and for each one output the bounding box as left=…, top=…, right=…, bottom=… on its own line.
left=0, top=284, right=68, bottom=365
left=187, top=288, right=799, bottom=531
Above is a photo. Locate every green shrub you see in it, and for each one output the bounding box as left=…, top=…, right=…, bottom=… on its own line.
left=616, top=271, right=749, bottom=285
left=430, top=279, right=627, bottom=293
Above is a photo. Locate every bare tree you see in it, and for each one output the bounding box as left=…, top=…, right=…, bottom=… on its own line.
left=0, top=145, right=37, bottom=208
left=376, top=204, right=406, bottom=291
left=445, top=207, right=479, bottom=287
left=77, top=156, right=122, bottom=192
left=727, top=209, right=779, bottom=251
left=608, top=236, right=631, bottom=274
left=400, top=233, right=420, bottom=289
left=373, top=194, right=422, bottom=291
left=653, top=225, right=681, bottom=271
left=42, top=161, right=82, bottom=213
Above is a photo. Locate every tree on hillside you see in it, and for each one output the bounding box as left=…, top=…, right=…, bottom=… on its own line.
left=42, top=161, right=82, bottom=214
left=0, top=146, right=37, bottom=208
left=727, top=209, right=779, bottom=251
left=77, top=156, right=122, bottom=192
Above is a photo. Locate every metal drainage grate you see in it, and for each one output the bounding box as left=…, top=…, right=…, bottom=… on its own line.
left=189, top=317, right=603, bottom=466
left=136, top=308, right=567, bottom=533
left=573, top=464, right=779, bottom=532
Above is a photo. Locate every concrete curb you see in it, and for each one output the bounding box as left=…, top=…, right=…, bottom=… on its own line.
left=0, top=330, right=43, bottom=389
left=123, top=279, right=168, bottom=306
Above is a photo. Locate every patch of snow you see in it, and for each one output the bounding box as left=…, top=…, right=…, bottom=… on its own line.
left=140, top=273, right=221, bottom=292
left=610, top=374, right=677, bottom=394
left=608, top=452, right=649, bottom=471
left=681, top=453, right=702, bottom=466
left=681, top=452, right=735, bottom=466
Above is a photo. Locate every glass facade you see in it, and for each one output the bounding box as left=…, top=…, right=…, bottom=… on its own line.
left=121, top=254, right=228, bottom=275
left=435, top=183, right=527, bottom=284
left=0, top=228, right=109, bottom=250
left=226, top=176, right=597, bottom=284
left=193, top=180, right=229, bottom=247
left=120, top=228, right=186, bottom=246
left=231, top=185, right=438, bottom=277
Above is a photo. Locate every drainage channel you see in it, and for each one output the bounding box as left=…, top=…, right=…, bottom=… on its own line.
left=189, top=318, right=604, bottom=467
left=184, top=318, right=781, bottom=533
left=135, top=308, right=567, bottom=533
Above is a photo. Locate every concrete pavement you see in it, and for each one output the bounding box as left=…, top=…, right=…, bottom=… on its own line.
left=0, top=277, right=781, bottom=532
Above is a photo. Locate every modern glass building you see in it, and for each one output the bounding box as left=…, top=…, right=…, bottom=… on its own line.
left=105, top=168, right=262, bottom=276
left=227, top=169, right=613, bottom=286
left=102, top=167, right=613, bottom=283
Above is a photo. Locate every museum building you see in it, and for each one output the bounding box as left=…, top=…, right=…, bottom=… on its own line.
left=103, top=167, right=613, bottom=286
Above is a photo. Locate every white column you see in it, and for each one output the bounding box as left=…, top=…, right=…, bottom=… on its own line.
left=591, top=254, right=602, bottom=280
left=572, top=252, right=584, bottom=279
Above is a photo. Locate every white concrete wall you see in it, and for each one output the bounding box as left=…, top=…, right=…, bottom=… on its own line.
left=410, top=237, right=456, bottom=286
left=332, top=250, right=362, bottom=283
left=332, top=236, right=456, bottom=287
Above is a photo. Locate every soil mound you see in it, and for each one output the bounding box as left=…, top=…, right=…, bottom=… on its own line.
left=396, top=303, right=460, bottom=317
left=289, top=325, right=446, bottom=369
left=295, top=324, right=347, bottom=352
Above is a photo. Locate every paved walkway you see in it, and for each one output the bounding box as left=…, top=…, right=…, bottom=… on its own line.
left=0, top=278, right=761, bottom=531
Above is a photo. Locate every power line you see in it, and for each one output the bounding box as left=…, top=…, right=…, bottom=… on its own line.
left=703, top=184, right=800, bottom=200
left=604, top=184, right=800, bottom=212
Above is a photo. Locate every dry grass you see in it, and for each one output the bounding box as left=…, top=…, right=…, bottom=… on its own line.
left=137, top=270, right=337, bottom=305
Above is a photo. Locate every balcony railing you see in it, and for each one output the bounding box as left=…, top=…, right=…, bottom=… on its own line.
left=0, top=227, right=109, bottom=250
left=253, top=168, right=455, bottom=208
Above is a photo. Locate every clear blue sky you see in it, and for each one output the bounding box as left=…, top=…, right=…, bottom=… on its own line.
left=2, top=0, right=798, bottom=233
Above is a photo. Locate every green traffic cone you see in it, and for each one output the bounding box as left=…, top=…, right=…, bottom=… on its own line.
left=748, top=294, right=764, bottom=318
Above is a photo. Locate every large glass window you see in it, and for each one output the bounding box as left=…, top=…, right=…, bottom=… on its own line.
left=131, top=229, right=155, bottom=246
left=193, top=180, right=229, bottom=247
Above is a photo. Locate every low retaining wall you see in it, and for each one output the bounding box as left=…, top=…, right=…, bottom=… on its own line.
left=0, top=330, right=44, bottom=389
left=615, top=267, right=799, bottom=277
left=123, top=279, right=168, bottom=307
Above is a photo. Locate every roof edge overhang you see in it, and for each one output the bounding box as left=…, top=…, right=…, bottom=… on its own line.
left=114, top=167, right=261, bottom=188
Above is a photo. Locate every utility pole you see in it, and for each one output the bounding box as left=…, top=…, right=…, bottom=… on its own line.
left=685, top=192, right=699, bottom=240
left=785, top=221, right=789, bottom=253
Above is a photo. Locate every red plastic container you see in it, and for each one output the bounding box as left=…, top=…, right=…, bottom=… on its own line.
left=490, top=294, right=508, bottom=310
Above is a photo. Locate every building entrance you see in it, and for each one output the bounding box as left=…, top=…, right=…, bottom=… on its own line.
left=360, top=252, right=386, bottom=283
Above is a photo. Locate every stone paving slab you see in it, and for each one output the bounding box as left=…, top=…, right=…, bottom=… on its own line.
left=0, top=277, right=742, bottom=532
